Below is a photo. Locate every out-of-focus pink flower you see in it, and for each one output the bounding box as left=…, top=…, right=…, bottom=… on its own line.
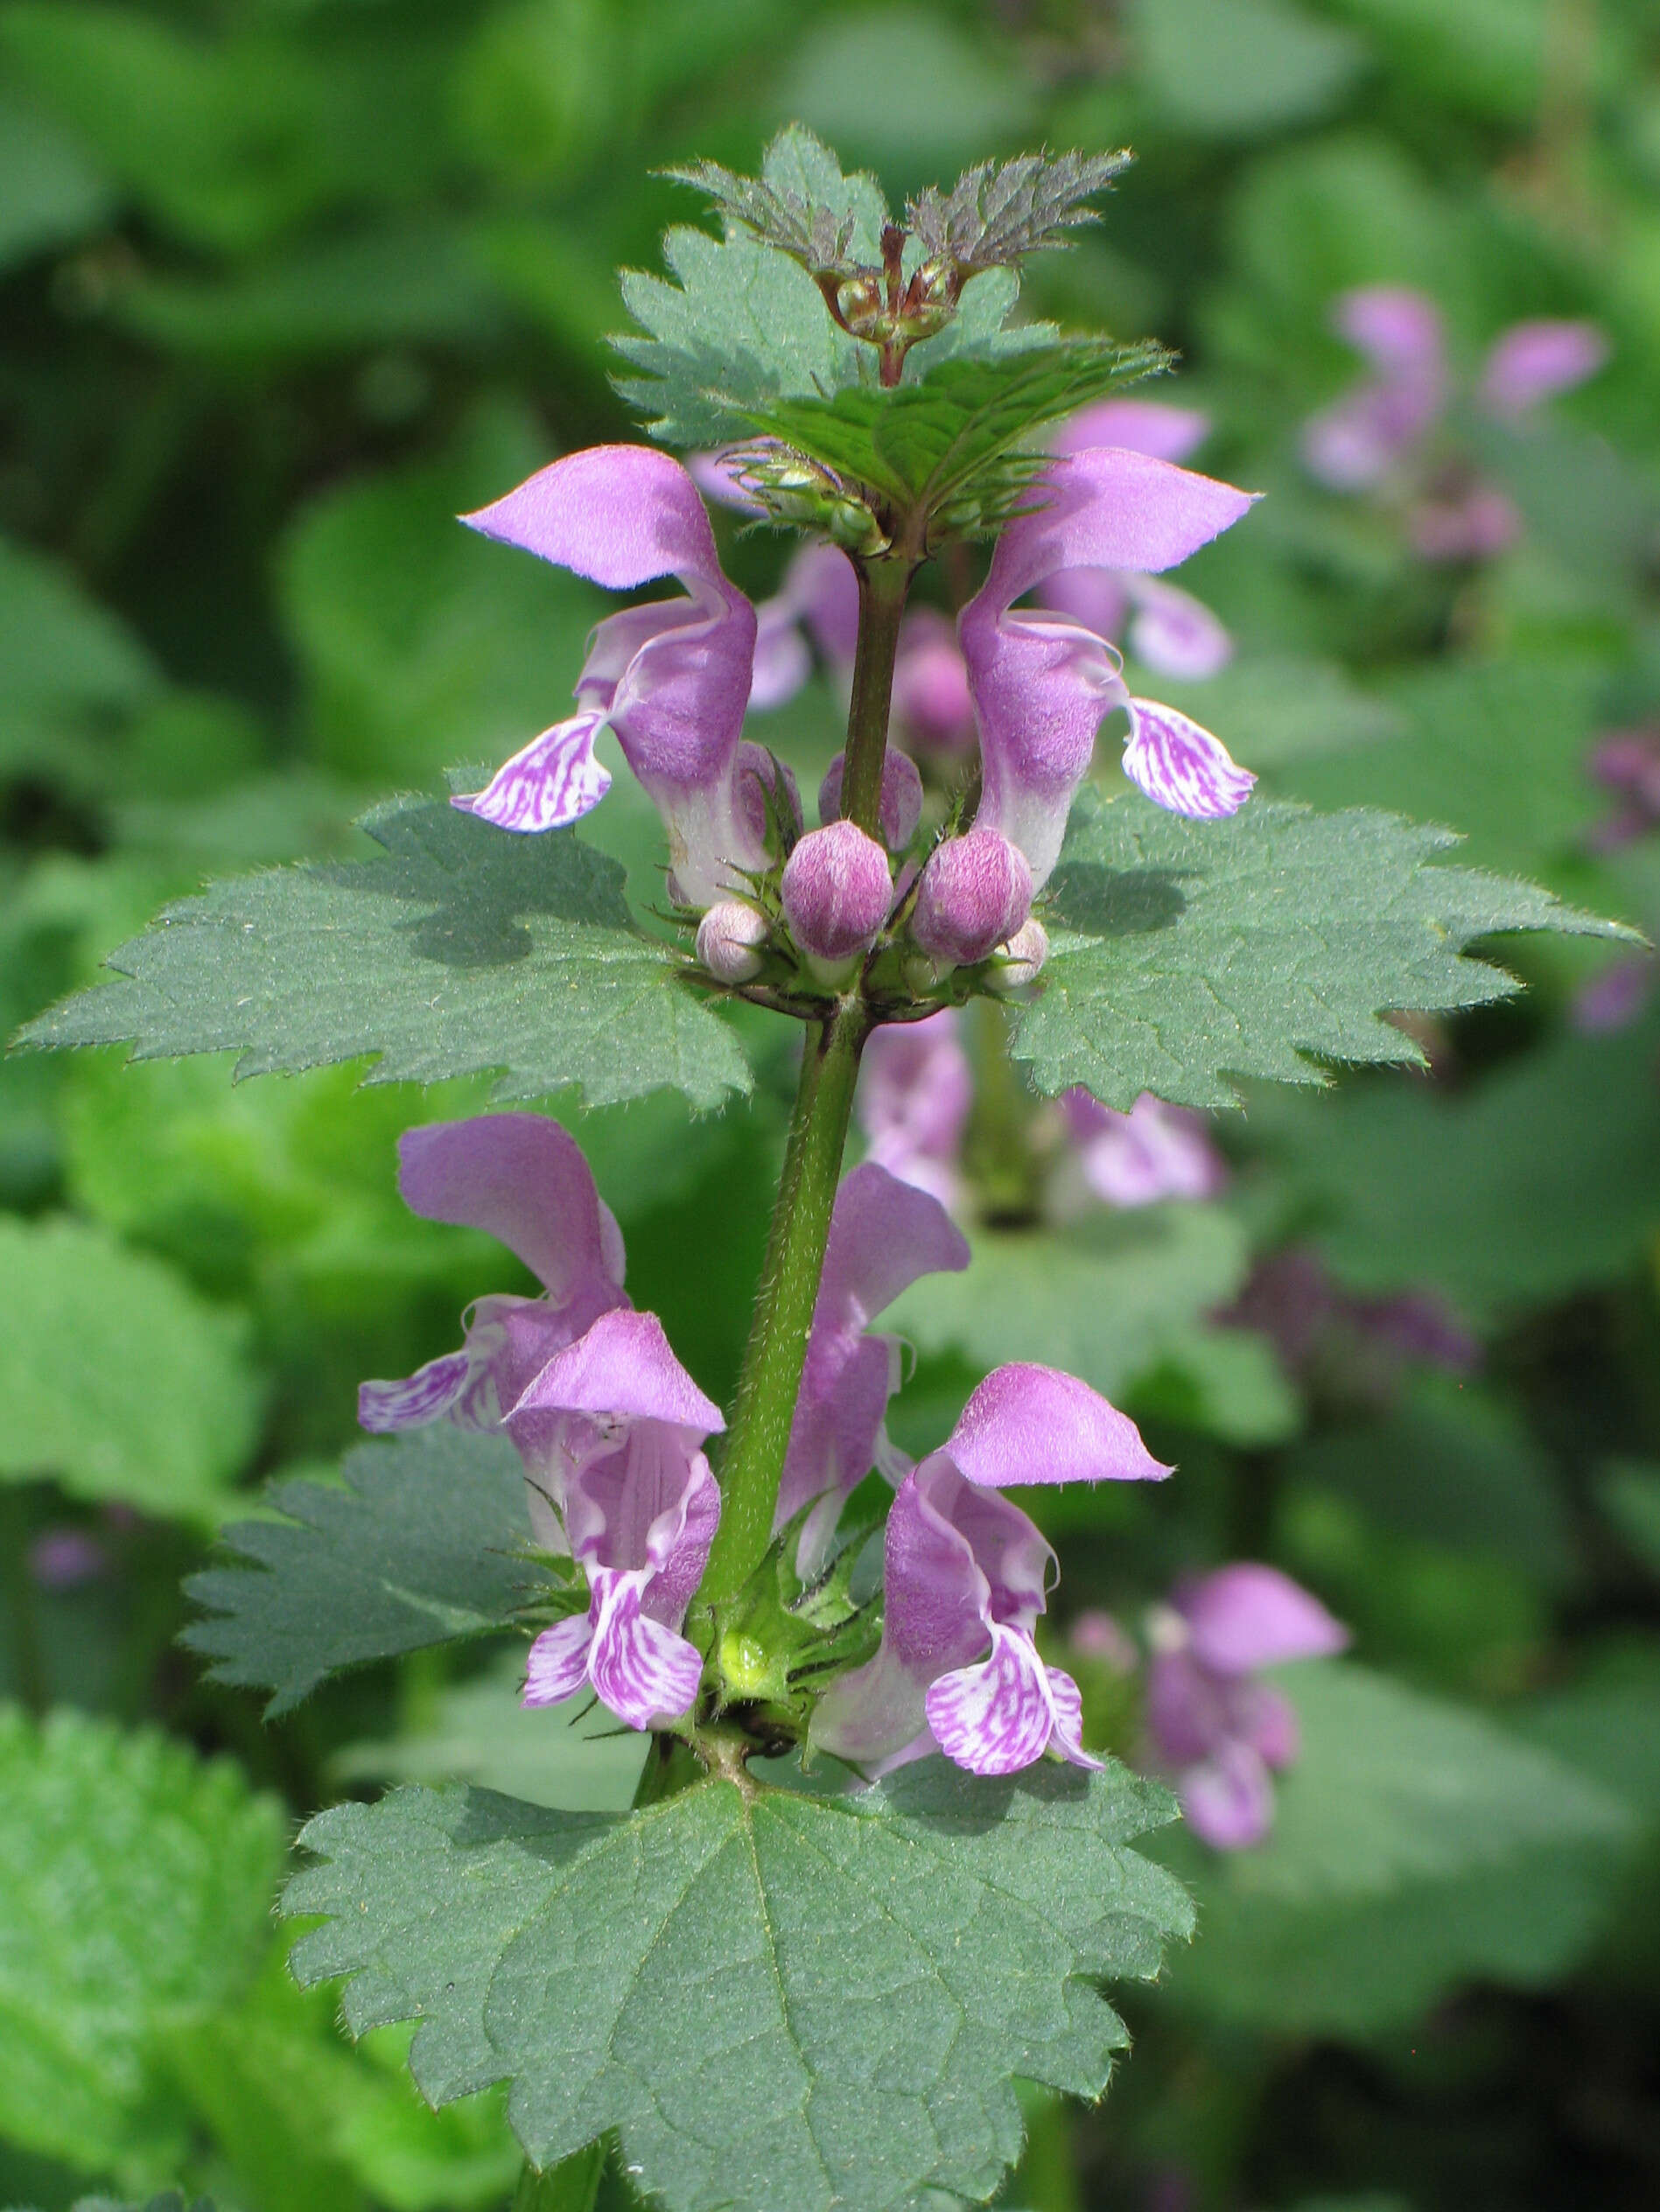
left=29, top=1528, right=109, bottom=1591
left=857, top=1010, right=974, bottom=1212
left=1300, top=287, right=1607, bottom=564
left=1060, top=1091, right=1226, bottom=1208
left=1222, top=1246, right=1480, bottom=1398
left=1571, top=956, right=1655, bottom=1034
left=1145, top=1564, right=1347, bottom=1849
left=1586, top=729, right=1660, bottom=852
left=1068, top=1607, right=1138, bottom=1673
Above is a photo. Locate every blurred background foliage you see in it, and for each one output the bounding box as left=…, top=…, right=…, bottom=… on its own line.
left=1, top=2, right=1658, bottom=2208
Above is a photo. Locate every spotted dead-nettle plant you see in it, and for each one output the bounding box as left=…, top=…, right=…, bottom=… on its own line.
left=18, top=127, right=1626, bottom=2212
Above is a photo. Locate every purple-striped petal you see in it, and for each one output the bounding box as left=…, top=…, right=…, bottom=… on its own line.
left=586, top=1565, right=704, bottom=1727
left=1122, top=698, right=1256, bottom=818
left=943, top=1363, right=1173, bottom=1488
left=357, top=1350, right=473, bottom=1432
left=1044, top=1664, right=1103, bottom=1770
left=453, top=709, right=611, bottom=833
left=522, top=1614, right=595, bottom=1707
left=926, top=1622, right=1057, bottom=1775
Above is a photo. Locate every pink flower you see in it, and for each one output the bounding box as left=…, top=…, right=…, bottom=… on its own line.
left=453, top=446, right=774, bottom=908
left=1145, top=1564, right=1348, bottom=1849
left=812, top=1364, right=1170, bottom=1778
left=1059, top=1090, right=1226, bottom=1208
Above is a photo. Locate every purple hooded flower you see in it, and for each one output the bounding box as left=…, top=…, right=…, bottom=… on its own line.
left=1040, top=401, right=1236, bottom=682
left=1145, top=1564, right=1348, bottom=1849
left=958, top=446, right=1257, bottom=886
left=1586, top=727, right=1660, bottom=852
left=776, top=1161, right=970, bottom=1575
left=811, top=1362, right=1171, bottom=1777
left=358, top=1115, right=629, bottom=1440
left=856, top=1009, right=974, bottom=1211
left=453, top=445, right=772, bottom=908
left=1059, top=1090, right=1226, bottom=1208
left=1301, top=288, right=1607, bottom=564
left=513, top=1308, right=723, bottom=1731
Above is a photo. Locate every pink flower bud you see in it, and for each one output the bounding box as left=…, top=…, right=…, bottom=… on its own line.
left=991, top=916, right=1049, bottom=990
left=780, top=822, right=894, bottom=962
left=695, top=900, right=769, bottom=984
left=817, top=748, right=923, bottom=854
left=910, top=829, right=1033, bottom=967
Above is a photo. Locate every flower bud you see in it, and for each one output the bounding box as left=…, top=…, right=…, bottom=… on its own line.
left=780, top=822, right=894, bottom=963
left=735, top=743, right=802, bottom=857
left=910, top=829, right=1033, bottom=968
left=990, top=916, right=1049, bottom=991
left=818, top=748, right=923, bottom=855
left=695, top=900, right=769, bottom=984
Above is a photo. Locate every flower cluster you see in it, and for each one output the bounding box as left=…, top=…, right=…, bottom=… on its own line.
left=1301, top=286, right=1606, bottom=561
left=858, top=1004, right=1226, bottom=1217
left=452, top=404, right=1257, bottom=1004
left=360, top=1112, right=1180, bottom=1782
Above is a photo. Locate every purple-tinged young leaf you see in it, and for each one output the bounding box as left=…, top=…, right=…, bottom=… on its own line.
left=944, top=1362, right=1173, bottom=1488
left=454, top=445, right=762, bottom=907
left=910, top=827, right=1033, bottom=966
left=959, top=447, right=1255, bottom=883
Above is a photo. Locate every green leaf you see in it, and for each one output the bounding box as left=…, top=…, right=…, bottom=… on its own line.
left=889, top=1204, right=1295, bottom=1446
left=1152, top=1662, right=1633, bottom=2034
left=1248, top=1007, right=1660, bottom=1320
left=285, top=1762, right=1192, bottom=2212
left=1015, top=792, right=1628, bottom=1110
left=754, top=338, right=1168, bottom=524
left=0, top=86, right=112, bottom=270
left=0, top=533, right=160, bottom=778
left=613, top=220, right=866, bottom=446
left=664, top=123, right=889, bottom=276
left=1130, top=653, right=1400, bottom=771
left=0, top=1214, right=259, bottom=1518
left=1131, top=0, right=1370, bottom=138
left=0, top=1706, right=285, bottom=2180
left=183, top=1426, right=537, bottom=1718
left=69, top=2195, right=220, bottom=2212
left=906, top=150, right=1131, bottom=270
left=16, top=794, right=751, bottom=1112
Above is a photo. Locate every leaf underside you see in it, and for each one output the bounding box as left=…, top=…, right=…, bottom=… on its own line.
left=183, top=1425, right=536, bottom=1718
left=286, top=1761, right=1192, bottom=2212
left=1017, top=792, right=1630, bottom=1110
left=14, top=794, right=750, bottom=1112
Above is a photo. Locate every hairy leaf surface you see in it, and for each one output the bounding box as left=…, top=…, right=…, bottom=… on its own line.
left=17, top=795, right=750, bottom=1111
left=286, top=1762, right=1192, bottom=2212
left=1154, top=1662, right=1633, bottom=2034
left=184, top=1426, right=536, bottom=1717
left=0, top=1709, right=284, bottom=2178
left=1017, top=792, right=1628, bottom=1109
left=0, top=1214, right=260, bottom=1518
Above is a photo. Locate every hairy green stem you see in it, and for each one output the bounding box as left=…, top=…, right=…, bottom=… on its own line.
left=511, top=2138, right=607, bottom=2212
left=700, top=1000, right=870, bottom=1603
left=839, top=555, right=915, bottom=834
